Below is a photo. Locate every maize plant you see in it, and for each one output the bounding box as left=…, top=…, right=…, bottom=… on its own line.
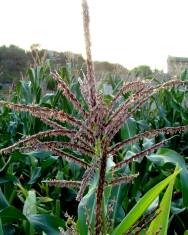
left=0, top=0, right=188, bottom=234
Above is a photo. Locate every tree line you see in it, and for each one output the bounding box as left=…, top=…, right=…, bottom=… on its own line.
left=0, top=44, right=160, bottom=84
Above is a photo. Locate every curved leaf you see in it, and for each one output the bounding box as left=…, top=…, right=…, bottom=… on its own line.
left=27, top=167, right=41, bottom=184
left=28, top=214, right=65, bottom=235
left=77, top=173, right=98, bottom=235
left=147, top=175, right=175, bottom=234
left=23, top=190, right=37, bottom=217
left=112, top=167, right=180, bottom=235
left=148, top=148, right=188, bottom=207
left=0, top=206, right=27, bottom=224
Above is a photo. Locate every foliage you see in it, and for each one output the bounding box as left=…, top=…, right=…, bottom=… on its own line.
left=0, top=45, right=28, bottom=83
left=0, top=44, right=132, bottom=86
left=112, top=167, right=180, bottom=235
left=0, top=1, right=188, bottom=235
left=130, top=65, right=153, bottom=79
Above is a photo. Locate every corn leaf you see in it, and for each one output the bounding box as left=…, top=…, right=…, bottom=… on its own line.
left=148, top=148, right=188, bottom=207
left=147, top=174, right=175, bottom=234
left=112, top=167, right=181, bottom=235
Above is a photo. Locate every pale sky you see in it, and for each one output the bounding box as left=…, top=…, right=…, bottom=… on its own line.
left=1, top=0, right=188, bottom=71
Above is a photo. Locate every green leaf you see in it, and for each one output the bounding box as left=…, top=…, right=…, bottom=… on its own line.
left=120, top=118, right=139, bottom=153
left=0, top=218, right=4, bottom=235
left=120, top=118, right=137, bottom=140
left=28, top=214, right=65, bottom=235
left=27, top=167, right=41, bottom=184
left=40, top=93, right=55, bottom=104
left=0, top=206, right=27, bottom=224
left=23, top=190, right=37, bottom=217
left=41, top=155, right=58, bottom=170
left=17, top=184, right=28, bottom=198
left=77, top=189, right=96, bottom=235
left=148, top=148, right=188, bottom=207
left=0, top=175, right=18, bottom=184
left=0, top=157, right=11, bottom=173
left=77, top=173, right=99, bottom=235
left=180, top=69, right=188, bottom=81
left=147, top=174, right=176, bottom=234
left=37, top=197, right=53, bottom=203
left=23, top=191, right=36, bottom=235
left=112, top=167, right=181, bottom=235
left=0, top=188, right=9, bottom=209
left=109, top=184, right=126, bottom=230
left=26, top=151, right=52, bottom=160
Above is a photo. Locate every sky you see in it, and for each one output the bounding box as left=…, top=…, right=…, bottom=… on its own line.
left=1, top=0, right=188, bottom=71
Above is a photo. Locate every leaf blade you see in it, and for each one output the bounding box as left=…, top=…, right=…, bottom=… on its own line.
left=112, top=167, right=180, bottom=235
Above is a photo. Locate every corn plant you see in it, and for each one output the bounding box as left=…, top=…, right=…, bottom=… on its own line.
left=0, top=0, right=188, bottom=234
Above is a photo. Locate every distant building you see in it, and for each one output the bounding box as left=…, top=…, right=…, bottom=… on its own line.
left=167, top=56, right=188, bottom=76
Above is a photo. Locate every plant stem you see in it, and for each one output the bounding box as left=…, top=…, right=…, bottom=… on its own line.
left=95, top=145, right=108, bottom=235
